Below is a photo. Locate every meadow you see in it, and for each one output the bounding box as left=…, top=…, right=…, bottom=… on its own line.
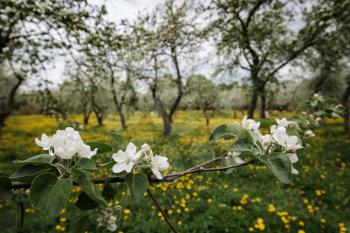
left=0, top=111, right=349, bottom=233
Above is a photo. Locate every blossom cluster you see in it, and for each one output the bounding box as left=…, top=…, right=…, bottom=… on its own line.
left=97, top=206, right=121, bottom=232
left=112, top=142, right=169, bottom=179
left=35, top=127, right=97, bottom=160
left=240, top=116, right=309, bottom=175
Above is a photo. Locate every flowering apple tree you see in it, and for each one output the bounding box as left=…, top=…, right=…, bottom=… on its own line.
left=0, top=95, right=342, bottom=232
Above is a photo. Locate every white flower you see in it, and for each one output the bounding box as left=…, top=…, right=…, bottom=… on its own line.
left=35, top=127, right=96, bottom=160
left=304, top=130, right=315, bottom=138
left=292, top=166, right=299, bottom=175
left=107, top=223, right=117, bottom=232
left=226, top=150, right=244, bottom=165
left=271, top=126, right=302, bottom=152
left=276, top=118, right=292, bottom=127
left=78, top=143, right=97, bottom=159
left=261, top=134, right=273, bottom=149
left=35, top=134, right=51, bottom=150
left=242, top=116, right=260, bottom=133
left=112, top=142, right=142, bottom=174
left=150, top=155, right=169, bottom=179
left=141, top=143, right=151, bottom=153
left=289, top=153, right=298, bottom=163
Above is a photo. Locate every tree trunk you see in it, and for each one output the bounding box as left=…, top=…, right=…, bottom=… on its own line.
left=0, top=113, right=9, bottom=128
left=93, top=110, right=103, bottom=126
left=203, top=108, right=210, bottom=126
left=0, top=73, right=24, bottom=130
left=154, top=98, right=172, bottom=136
left=248, top=84, right=259, bottom=119
left=344, top=108, right=350, bottom=134
left=260, top=93, right=266, bottom=119
left=83, top=110, right=91, bottom=125
left=342, top=80, right=350, bottom=134
left=117, top=105, right=127, bottom=131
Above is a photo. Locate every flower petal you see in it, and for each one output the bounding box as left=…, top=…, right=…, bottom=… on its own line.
left=125, top=161, right=134, bottom=173
left=125, top=142, right=137, bottom=155
left=151, top=167, right=163, bottom=179
left=112, top=162, right=127, bottom=173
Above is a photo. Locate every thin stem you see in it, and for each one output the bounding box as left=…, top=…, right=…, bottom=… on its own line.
left=147, top=188, right=179, bottom=233
left=16, top=201, right=24, bottom=232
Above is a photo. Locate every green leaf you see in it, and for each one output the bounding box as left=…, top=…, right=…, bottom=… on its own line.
left=102, top=182, right=116, bottom=200
left=222, top=157, right=242, bottom=174
left=29, top=173, right=72, bottom=217
left=266, top=153, right=292, bottom=184
left=75, top=158, right=97, bottom=170
left=255, top=119, right=273, bottom=129
left=125, top=173, right=149, bottom=201
left=110, top=130, right=128, bottom=150
left=74, top=214, right=91, bottom=233
left=14, top=154, right=54, bottom=165
left=210, top=124, right=251, bottom=141
left=76, top=176, right=106, bottom=207
left=76, top=192, right=98, bottom=211
left=10, top=165, right=51, bottom=182
left=0, top=175, right=12, bottom=201
left=87, top=142, right=112, bottom=154
left=71, top=168, right=90, bottom=177
left=234, top=139, right=254, bottom=153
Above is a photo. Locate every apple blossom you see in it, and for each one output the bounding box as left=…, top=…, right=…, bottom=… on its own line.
left=150, top=155, right=170, bottom=179
left=35, top=127, right=97, bottom=160
left=242, top=116, right=260, bottom=133
left=112, top=142, right=142, bottom=173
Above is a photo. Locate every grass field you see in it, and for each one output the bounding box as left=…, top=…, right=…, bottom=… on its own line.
left=0, top=111, right=349, bottom=233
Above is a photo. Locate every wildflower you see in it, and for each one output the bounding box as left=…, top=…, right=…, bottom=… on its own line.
left=112, top=142, right=142, bottom=173
left=268, top=204, right=276, bottom=212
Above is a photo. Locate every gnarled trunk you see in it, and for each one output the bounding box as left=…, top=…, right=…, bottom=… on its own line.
left=116, top=105, right=127, bottom=131
left=248, top=84, right=259, bottom=119
left=342, top=81, right=350, bottom=134
left=0, top=74, right=24, bottom=130
left=154, top=97, right=172, bottom=136
left=260, top=93, right=266, bottom=119
left=83, top=110, right=91, bottom=125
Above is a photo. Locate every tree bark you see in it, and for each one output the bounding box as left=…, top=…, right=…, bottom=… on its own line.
left=248, top=83, right=259, bottom=119
left=342, top=80, right=350, bottom=134
left=260, top=93, right=266, bottom=119
left=154, top=97, right=172, bottom=136
left=94, top=111, right=103, bottom=127
left=203, top=108, right=210, bottom=126
left=168, top=46, right=183, bottom=122
left=0, top=73, right=24, bottom=129
left=116, top=105, right=127, bottom=131
left=83, top=110, right=91, bottom=125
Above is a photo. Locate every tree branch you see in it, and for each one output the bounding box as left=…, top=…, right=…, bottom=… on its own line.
left=10, top=157, right=257, bottom=189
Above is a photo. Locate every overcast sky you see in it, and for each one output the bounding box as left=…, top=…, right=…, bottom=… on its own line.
left=26, top=0, right=164, bottom=90
left=24, top=0, right=308, bottom=90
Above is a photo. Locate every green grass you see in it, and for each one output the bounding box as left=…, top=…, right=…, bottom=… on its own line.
left=0, top=111, right=349, bottom=233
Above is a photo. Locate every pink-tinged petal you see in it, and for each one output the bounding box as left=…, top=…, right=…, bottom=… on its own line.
left=112, top=162, right=127, bottom=173
left=125, top=162, right=134, bottom=173
left=112, top=151, right=126, bottom=162
left=125, top=142, right=137, bottom=155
